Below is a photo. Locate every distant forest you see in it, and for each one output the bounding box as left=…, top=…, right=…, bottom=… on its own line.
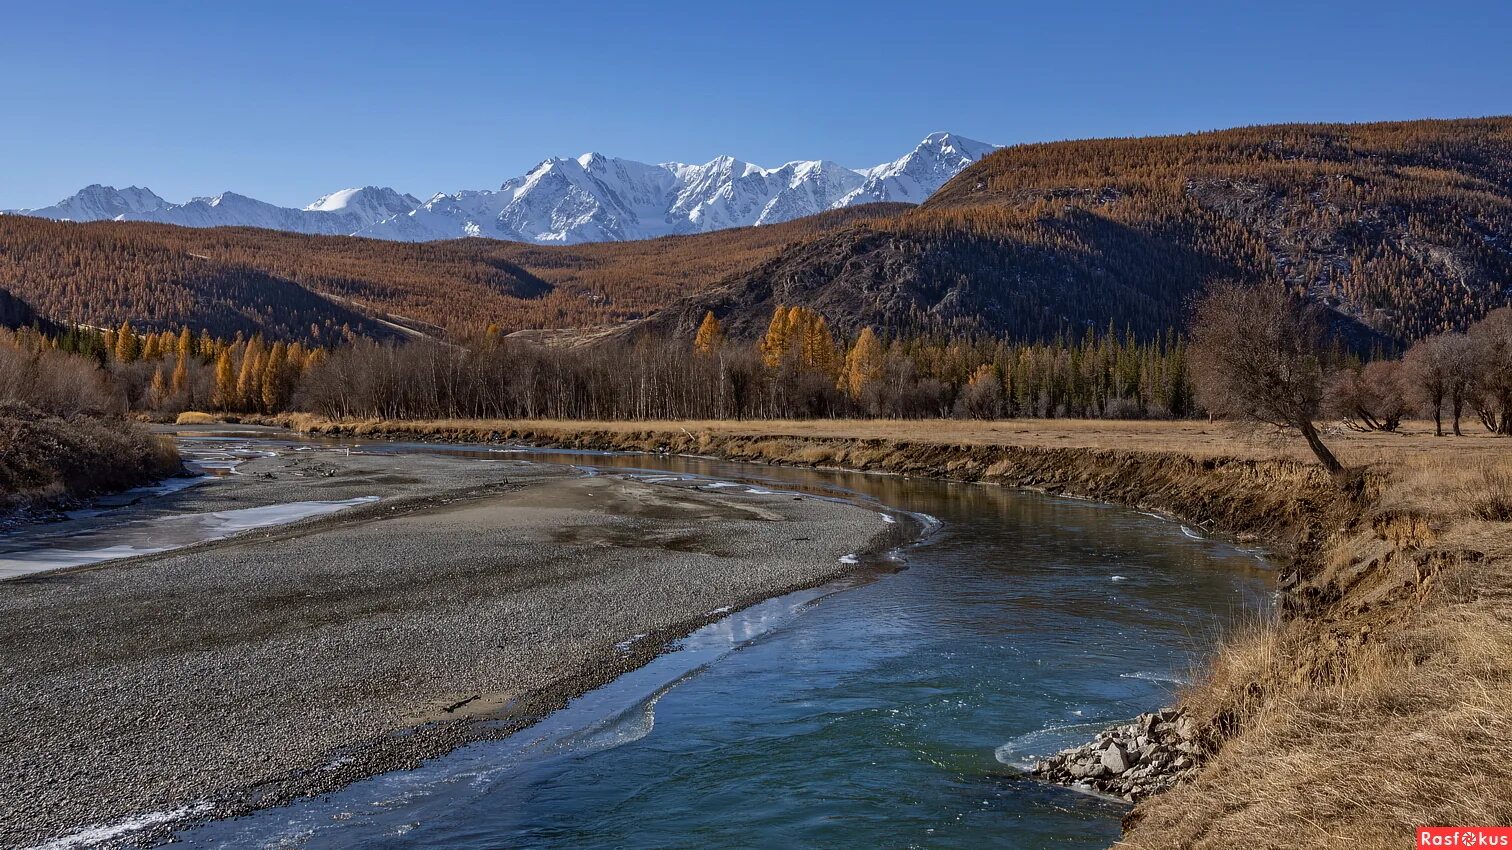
left=1, top=117, right=1509, bottom=345
left=8, top=299, right=1509, bottom=431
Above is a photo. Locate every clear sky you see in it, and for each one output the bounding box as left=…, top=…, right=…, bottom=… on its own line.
left=3, top=0, right=1509, bottom=209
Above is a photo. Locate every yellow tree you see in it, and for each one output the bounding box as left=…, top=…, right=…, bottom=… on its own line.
left=171, top=354, right=190, bottom=401
left=759, top=306, right=792, bottom=368
left=212, top=349, right=236, bottom=410
left=693, top=311, right=725, bottom=355
left=177, top=327, right=194, bottom=360
left=796, top=309, right=839, bottom=377
left=260, top=341, right=287, bottom=412
left=113, top=321, right=139, bottom=363
left=236, top=338, right=264, bottom=411
left=842, top=327, right=886, bottom=398
left=149, top=366, right=169, bottom=407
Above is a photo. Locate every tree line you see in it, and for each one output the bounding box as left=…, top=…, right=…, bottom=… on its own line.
left=8, top=295, right=1510, bottom=447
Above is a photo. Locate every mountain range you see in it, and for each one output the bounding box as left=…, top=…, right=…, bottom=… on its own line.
left=5, top=133, right=996, bottom=245
left=3, top=117, right=1507, bottom=347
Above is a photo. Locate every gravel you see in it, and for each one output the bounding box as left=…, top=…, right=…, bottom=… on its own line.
left=0, top=436, right=898, bottom=847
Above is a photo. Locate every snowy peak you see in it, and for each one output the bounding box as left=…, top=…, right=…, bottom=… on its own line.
left=7, top=132, right=997, bottom=243
left=7, top=184, right=170, bottom=221
left=304, top=186, right=421, bottom=214
left=844, top=132, right=998, bottom=205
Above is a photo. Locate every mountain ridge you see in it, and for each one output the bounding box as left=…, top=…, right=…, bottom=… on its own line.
left=5, top=117, right=1508, bottom=346
left=5, top=133, right=996, bottom=245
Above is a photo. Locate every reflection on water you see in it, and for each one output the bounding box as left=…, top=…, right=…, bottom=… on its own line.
left=159, top=441, right=1269, bottom=850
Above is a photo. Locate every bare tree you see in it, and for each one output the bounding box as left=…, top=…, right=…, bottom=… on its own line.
left=1469, top=308, right=1512, bottom=435
left=1325, top=360, right=1406, bottom=432
left=1189, top=282, right=1343, bottom=474
left=1403, top=332, right=1474, bottom=436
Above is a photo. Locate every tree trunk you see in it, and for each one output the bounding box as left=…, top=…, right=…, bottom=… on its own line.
left=1298, top=419, right=1344, bottom=476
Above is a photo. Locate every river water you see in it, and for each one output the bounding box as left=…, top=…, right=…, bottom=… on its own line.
left=28, top=437, right=1273, bottom=849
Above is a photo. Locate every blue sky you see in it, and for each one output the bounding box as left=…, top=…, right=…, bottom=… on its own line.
left=3, top=0, right=1509, bottom=208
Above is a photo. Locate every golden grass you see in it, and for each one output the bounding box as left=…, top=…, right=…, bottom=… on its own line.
left=1122, top=433, right=1512, bottom=849
left=262, top=414, right=1509, bottom=461
left=173, top=411, right=220, bottom=425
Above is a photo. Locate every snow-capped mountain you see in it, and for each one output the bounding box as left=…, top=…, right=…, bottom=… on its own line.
left=6, top=133, right=996, bottom=244
left=842, top=132, right=1000, bottom=206
left=16, top=184, right=172, bottom=221
left=7, top=184, right=421, bottom=237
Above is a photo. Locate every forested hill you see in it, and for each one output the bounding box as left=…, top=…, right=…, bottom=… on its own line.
left=3, top=117, right=1510, bottom=344
left=0, top=204, right=910, bottom=342
left=637, top=116, right=1512, bottom=342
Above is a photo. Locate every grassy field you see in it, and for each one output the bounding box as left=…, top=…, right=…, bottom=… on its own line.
left=271, top=413, right=1502, bottom=460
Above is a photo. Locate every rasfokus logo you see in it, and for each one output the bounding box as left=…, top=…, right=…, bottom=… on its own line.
left=1419, top=828, right=1512, bottom=847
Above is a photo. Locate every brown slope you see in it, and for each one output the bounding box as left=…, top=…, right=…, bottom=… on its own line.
left=0, top=217, right=400, bottom=342
left=0, top=203, right=912, bottom=339
left=636, top=116, right=1512, bottom=342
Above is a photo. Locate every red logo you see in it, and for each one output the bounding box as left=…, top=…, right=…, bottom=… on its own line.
left=1419, top=828, right=1512, bottom=848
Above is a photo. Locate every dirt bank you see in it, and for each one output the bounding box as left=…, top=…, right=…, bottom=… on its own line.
left=0, top=403, right=182, bottom=522
left=251, top=415, right=1512, bottom=849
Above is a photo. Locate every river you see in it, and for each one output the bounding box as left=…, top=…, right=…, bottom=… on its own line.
left=23, top=435, right=1272, bottom=849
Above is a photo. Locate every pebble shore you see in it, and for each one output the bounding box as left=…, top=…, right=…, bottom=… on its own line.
left=0, top=435, right=897, bottom=848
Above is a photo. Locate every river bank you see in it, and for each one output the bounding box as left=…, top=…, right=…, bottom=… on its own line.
left=0, top=404, right=181, bottom=524
left=241, top=415, right=1512, bottom=849
left=0, top=436, right=901, bottom=848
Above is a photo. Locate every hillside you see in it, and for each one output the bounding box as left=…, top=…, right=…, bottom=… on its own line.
left=3, top=117, right=1510, bottom=344
left=0, top=204, right=910, bottom=340
left=640, top=116, right=1512, bottom=341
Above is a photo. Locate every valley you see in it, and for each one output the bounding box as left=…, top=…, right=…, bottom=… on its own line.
left=3, top=117, right=1508, bottom=343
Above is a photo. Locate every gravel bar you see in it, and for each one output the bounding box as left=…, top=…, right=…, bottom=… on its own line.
left=0, top=435, right=900, bottom=847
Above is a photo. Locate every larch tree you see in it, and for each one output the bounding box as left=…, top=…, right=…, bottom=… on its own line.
left=212, top=349, right=236, bottom=410
left=759, top=307, right=794, bottom=368
left=693, top=311, right=725, bottom=355
left=261, top=341, right=288, bottom=412
left=113, top=321, right=139, bottom=363
left=842, top=327, right=886, bottom=399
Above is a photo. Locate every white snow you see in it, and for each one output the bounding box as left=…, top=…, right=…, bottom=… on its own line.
left=7, top=134, right=996, bottom=245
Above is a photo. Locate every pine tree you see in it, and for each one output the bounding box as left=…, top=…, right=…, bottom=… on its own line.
left=796, top=310, right=838, bottom=377
left=237, top=338, right=265, bottom=411
left=171, top=354, right=190, bottom=401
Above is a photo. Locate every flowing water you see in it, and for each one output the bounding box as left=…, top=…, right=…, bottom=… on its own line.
left=24, top=437, right=1274, bottom=849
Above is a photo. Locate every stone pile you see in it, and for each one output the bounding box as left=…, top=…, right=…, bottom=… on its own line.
left=1029, top=708, right=1203, bottom=802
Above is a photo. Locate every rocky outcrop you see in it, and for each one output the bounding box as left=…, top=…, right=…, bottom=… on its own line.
left=1029, top=709, right=1204, bottom=802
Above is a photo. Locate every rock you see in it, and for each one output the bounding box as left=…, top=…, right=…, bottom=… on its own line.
left=1101, top=744, right=1132, bottom=774
left=1174, top=714, right=1197, bottom=740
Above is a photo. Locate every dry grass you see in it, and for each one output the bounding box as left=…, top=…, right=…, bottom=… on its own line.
left=173, top=411, right=219, bottom=425
left=0, top=404, right=182, bottom=507
left=257, top=414, right=1508, bottom=461
left=1122, top=431, right=1512, bottom=849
